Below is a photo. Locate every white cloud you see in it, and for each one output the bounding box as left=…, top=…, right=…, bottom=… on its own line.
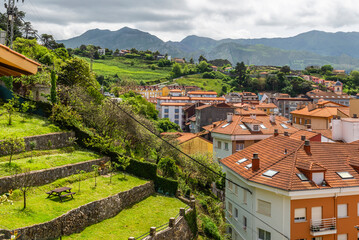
left=1, top=0, right=359, bottom=41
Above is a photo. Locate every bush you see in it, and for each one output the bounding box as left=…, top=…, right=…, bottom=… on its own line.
left=155, top=175, right=178, bottom=196
left=125, top=159, right=157, bottom=180
left=201, top=216, right=221, bottom=240
left=185, top=208, right=198, bottom=236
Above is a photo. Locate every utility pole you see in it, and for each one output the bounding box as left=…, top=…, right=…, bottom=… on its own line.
left=4, top=0, right=24, bottom=49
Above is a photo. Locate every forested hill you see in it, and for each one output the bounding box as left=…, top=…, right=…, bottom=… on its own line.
left=59, top=28, right=359, bottom=70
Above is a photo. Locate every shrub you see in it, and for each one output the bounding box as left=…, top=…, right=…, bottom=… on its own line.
left=185, top=208, right=198, bottom=236
left=201, top=216, right=221, bottom=240
left=155, top=175, right=178, bottom=196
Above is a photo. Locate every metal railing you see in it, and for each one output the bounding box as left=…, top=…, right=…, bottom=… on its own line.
left=310, top=217, right=336, bottom=233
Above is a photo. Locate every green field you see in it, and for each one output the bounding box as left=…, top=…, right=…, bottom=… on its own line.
left=0, top=173, right=148, bottom=229
left=175, top=75, right=229, bottom=94
left=0, top=148, right=101, bottom=177
left=83, top=57, right=171, bottom=82
left=0, top=108, right=62, bottom=139
left=64, top=195, right=187, bottom=240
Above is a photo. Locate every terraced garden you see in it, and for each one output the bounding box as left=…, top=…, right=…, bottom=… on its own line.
left=175, top=74, right=229, bottom=94
left=64, top=195, right=187, bottom=240
left=0, top=107, right=62, bottom=139
left=0, top=173, right=148, bottom=229
left=0, top=148, right=101, bottom=177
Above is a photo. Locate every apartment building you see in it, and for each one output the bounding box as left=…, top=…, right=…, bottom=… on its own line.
left=273, top=97, right=311, bottom=120
left=221, top=135, right=359, bottom=240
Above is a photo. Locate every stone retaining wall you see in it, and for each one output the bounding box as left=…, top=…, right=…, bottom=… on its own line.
left=141, top=208, right=194, bottom=240
left=0, top=182, right=155, bottom=240
left=0, top=157, right=109, bottom=194
left=0, top=132, right=75, bottom=156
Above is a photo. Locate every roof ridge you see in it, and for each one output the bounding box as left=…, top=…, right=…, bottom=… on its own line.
left=288, top=141, right=305, bottom=190
left=231, top=116, right=243, bottom=135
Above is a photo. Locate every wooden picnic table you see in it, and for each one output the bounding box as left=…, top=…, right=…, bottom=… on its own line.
left=46, top=187, right=76, bottom=202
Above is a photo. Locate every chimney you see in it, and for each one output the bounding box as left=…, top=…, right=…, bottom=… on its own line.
left=354, top=114, right=358, bottom=118
left=284, top=131, right=289, bottom=136
left=252, top=153, right=260, bottom=172
left=227, top=112, right=233, bottom=122
left=304, top=140, right=311, bottom=154
left=270, top=114, right=276, bottom=123
left=301, top=135, right=306, bottom=141
left=284, top=149, right=288, bottom=155
left=274, top=129, right=279, bottom=136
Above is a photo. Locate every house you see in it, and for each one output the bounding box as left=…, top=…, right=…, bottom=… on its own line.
left=98, top=49, right=106, bottom=56
left=194, top=103, right=236, bottom=133
left=332, top=115, right=359, bottom=143
left=163, top=132, right=212, bottom=155
left=306, top=90, right=352, bottom=106
left=174, top=58, right=185, bottom=64
left=273, top=97, right=311, bottom=120
left=256, top=103, right=279, bottom=115
left=225, top=92, right=258, bottom=104
left=187, top=91, right=217, bottom=98
left=209, top=110, right=297, bottom=160
left=289, top=129, right=335, bottom=142
left=333, top=81, right=343, bottom=95
left=211, top=66, right=218, bottom=71
left=333, top=69, right=346, bottom=75
left=291, top=100, right=349, bottom=130
left=221, top=134, right=359, bottom=240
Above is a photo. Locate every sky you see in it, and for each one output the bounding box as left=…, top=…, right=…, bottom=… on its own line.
left=2, top=0, right=359, bottom=42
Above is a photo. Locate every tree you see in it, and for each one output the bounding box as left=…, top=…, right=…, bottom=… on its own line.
left=234, top=62, right=247, bottom=89
left=3, top=95, right=20, bottom=125
left=105, top=161, right=119, bottom=184
left=280, top=65, right=291, bottom=74
left=171, top=63, right=182, bottom=78
left=29, top=141, right=36, bottom=161
left=50, top=70, right=57, bottom=104
left=0, top=137, right=25, bottom=165
left=197, top=61, right=210, bottom=73
left=117, top=156, right=131, bottom=179
left=92, top=164, right=100, bottom=187
left=321, top=65, right=333, bottom=75
left=190, top=58, right=194, bottom=64
left=20, top=101, right=35, bottom=122
left=15, top=168, right=35, bottom=209
left=76, top=170, right=85, bottom=192
left=156, top=118, right=181, bottom=133
left=198, top=55, right=207, bottom=63
left=158, top=157, right=178, bottom=179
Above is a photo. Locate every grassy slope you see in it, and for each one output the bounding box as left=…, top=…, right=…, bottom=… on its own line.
left=0, top=110, right=62, bottom=139
left=64, top=195, right=187, bottom=240
left=0, top=173, right=147, bottom=229
left=0, top=148, right=101, bottom=177
left=175, top=74, right=228, bottom=94
left=82, top=57, right=171, bottom=82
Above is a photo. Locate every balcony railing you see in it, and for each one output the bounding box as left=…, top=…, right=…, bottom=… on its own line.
left=310, top=218, right=337, bottom=236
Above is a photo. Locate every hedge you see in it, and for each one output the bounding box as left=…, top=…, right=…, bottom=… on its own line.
left=155, top=175, right=178, bottom=196
left=125, top=159, right=157, bottom=180
left=185, top=208, right=198, bottom=236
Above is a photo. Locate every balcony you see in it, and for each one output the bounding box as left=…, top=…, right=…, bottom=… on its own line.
left=310, top=218, right=337, bottom=236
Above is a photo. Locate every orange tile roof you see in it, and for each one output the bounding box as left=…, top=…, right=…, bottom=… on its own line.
left=221, top=135, right=359, bottom=191
left=157, top=96, right=225, bottom=101
left=313, top=129, right=333, bottom=139
left=170, top=89, right=182, bottom=92
left=338, top=108, right=350, bottom=117
left=241, top=118, right=263, bottom=124
left=188, top=91, right=218, bottom=95
left=289, top=130, right=321, bottom=141
left=211, top=114, right=297, bottom=135
left=291, top=106, right=347, bottom=118
left=160, top=102, right=192, bottom=106
left=257, top=103, right=278, bottom=109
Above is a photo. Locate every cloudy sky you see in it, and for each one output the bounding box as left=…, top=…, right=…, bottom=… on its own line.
left=1, top=0, right=359, bottom=41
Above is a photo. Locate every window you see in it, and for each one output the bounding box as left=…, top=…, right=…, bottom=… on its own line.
left=257, top=199, right=271, bottom=217
left=253, top=125, right=259, bottom=131
left=174, top=120, right=179, bottom=124
left=243, top=190, right=247, bottom=204
left=337, top=172, right=354, bottom=179
left=239, top=124, right=247, bottom=129
left=245, top=163, right=252, bottom=169
left=297, top=173, right=309, bottom=181
left=164, top=114, right=169, bottom=118
left=222, top=123, right=230, bottom=128
left=227, top=180, right=233, bottom=190
left=243, top=216, right=247, bottom=230
left=312, top=237, right=322, bottom=240
left=262, top=170, right=279, bottom=178
left=236, top=144, right=245, bottom=151
left=235, top=208, right=238, bottom=218
left=258, top=228, right=271, bottom=240
left=280, top=123, right=289, bottom=129
left=174, top=114, right=179, bottom=119
left=260, top=124, right=267, bottom=129
left=164, top=108, right=169, bottom=113
left=294, top=208, right=306, bottom=222
left=224, top=143, right=229, bottom=150
left=217, top=141, right=222, bottom=149
left=337, top=234, right=347, bottom=240
left=175, top=108, right=179, bottom=113
left=234, top=185, right=238, bottom=195
left=337, top=204, right=348, bottom=218
left=228, top=201, right=233, bottom=215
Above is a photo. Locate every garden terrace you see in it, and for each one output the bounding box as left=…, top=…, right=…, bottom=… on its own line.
left=0, top=173, right=148, bottom=229
left=0, top=107, right=62, bottom=139
left=64, top=195, right=187, bottom=240
left=0, top=148, right=101, bottom=177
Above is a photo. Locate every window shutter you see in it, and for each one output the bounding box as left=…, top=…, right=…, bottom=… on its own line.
left=257, top=199, right=271, bottom=217
left=294, top=208, right=306, bottom=221
left=337, top=204, right=347, bottom=218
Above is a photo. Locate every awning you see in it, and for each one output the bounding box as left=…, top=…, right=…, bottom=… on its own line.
left=0, top=44, right=40, bottom=77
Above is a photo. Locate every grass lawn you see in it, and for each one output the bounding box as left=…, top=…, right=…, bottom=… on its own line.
left=0, top=109, right=62, bottom=139
left=0, top=173, right=148, bottom=229
left=82, top=57, right=171, bottom=82
left=64, top=195, right=187, bottom=240
left=175, top=76, right=229, bottom=94
left=0, top=148, right=101, bottom=177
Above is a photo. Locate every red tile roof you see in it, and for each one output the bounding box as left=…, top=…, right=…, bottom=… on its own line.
left=221, top=135, right=359, bottom=191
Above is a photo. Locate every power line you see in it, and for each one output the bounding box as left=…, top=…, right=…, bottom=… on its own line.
left=16, top=16, right=290, bottom=240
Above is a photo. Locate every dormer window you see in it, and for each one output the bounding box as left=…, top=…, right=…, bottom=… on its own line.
left=312, top=172, right=325, bottom=185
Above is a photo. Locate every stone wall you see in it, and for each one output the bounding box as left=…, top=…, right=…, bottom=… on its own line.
left=0, top=182, right=155, bottom=240
left=0, top=157, right=109, bottom=194
left=141, top=208, right=194, bottom=240
left=0, top=132, right=75, bottom=156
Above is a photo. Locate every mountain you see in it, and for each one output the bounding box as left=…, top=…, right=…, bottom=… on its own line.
left=59, top=27, right=359, bottom=70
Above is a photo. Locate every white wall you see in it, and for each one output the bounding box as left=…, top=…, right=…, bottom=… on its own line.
left=332, top=118, right=359, bottom=143
left=212, top=133, right=233, bottom=160
left=160, top=106, right=184, bottom=129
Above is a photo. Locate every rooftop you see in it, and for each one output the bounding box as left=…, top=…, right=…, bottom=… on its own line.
left=221, top=135, right=359, bottom=191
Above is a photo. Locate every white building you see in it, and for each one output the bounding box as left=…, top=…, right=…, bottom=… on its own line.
left=332, top=116, right=359, bottom=143
left=159, top=102, right=190, bottom=129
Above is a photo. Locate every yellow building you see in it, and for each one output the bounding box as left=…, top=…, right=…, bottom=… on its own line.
left=256, top=103, right=278, bottom=115
left=178, top=133, right=212, bottom=155
left=349, top=98, right=359, bottom=117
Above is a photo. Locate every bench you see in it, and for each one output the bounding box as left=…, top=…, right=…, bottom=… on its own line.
left=59, top=192, right=76, bottom=202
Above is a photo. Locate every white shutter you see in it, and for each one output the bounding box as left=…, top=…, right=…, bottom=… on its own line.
left=294, top=208, right=306, bottom=221
left=312, top=172, right=324, bottom=185
left=257, top=199, right=271, bottom=217
left=337, top=234, right=347, bottom=240
left=311, top=206, right=322, bottom=221
left=337, top=204, right=347, bottom=218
